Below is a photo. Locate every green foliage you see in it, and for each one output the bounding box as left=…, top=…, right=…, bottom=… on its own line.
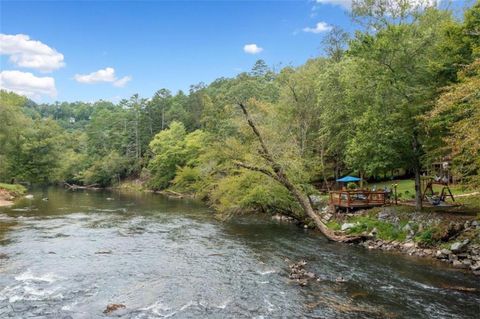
left=82, top=151, right=131, bottom=187
left=427, top=60, right=480, bottom=187
left=0, top=90, right=31, bottom=181
left=171, top=166, right=202, bottom=192
left=148, top=121, right=187, bottom=189
left=345, top=105, right=406, bottom=176
left=415, top=228, right=438, bottom=247
left=208, top=171, right=300, bottom=217
left=3, top=116, right=65, bottom=184
left=346, top=182, right=357, bottom=190
left=148, top=121, right=207, bottom=190
left=347, top=216, right=407, bottom=241
left=326, top=221, right=341, bottom=231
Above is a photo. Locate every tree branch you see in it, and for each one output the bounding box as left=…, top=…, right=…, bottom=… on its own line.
left=238, top=102, right=275, bottom=165
left=234, top=161, right=279, bottom=182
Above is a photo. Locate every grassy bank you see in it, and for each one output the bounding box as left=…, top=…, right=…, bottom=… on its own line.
left=0, top=183, right=27, bottom=197
left=374, top=179, right=476, bottom=197
left=0, top=183, right=27, bottom=207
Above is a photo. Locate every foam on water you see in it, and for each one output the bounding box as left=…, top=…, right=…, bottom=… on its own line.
left=95, top=208, right=127, bottom=213
left=257, top=269, right=276, bottom=275
left=215, top=299, right=230, bottom=309
left=11, top=208, right=37, bottom=212
left=15, top=269, right=62, bottom=283
left=264, top=298, right=274, bottom=312
left=0, top=282, right=62, bottom=303
left=141, top=300, right=173, bottom=316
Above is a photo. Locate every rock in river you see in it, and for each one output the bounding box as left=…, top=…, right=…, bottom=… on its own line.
left=103, top=304, right=126, bottom=314
left=288, top=260, right=317, bottom=286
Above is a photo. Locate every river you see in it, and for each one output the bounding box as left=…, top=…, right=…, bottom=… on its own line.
left=0, top=187, right=479, bottom=318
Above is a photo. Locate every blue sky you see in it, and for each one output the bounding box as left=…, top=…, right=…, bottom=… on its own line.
left=0, top=0, right=470, bottom=103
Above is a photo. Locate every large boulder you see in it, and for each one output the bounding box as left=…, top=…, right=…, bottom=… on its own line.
left=452, top=260, right=469, bottom=269
left=322, top=213, right=333, bottom=222
left=451, top=239, right=470, bottom=253
left=402, top=223, right=413, bottom=232
left=435, top=249, right=451, bottom=259
left=308, top=195, right=323, bottom=208
left=377, top=211, right=390, bottom=221
left=341, top=223, right=356, bottom=231
left=471, top=262, right=480, bottom=271
left=368, top=227, right=378, bottom=237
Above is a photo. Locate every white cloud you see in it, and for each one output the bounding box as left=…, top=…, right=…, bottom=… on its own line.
left=0, top=70, right=57, bottom=99
left=0, top=34, right=65, bottom=72
left=303, top=22, right=333, bottom=34
left=243, top=44, right=263, bottom=54
left=74, top=67, right=116, bottom=83
left=74, top=67, right=131, bottom=87
left=316, top=0, right=352, bottom=9
left=113, top=76, right=132, bottom=88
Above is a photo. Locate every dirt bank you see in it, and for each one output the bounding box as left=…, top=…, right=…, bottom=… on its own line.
left=0, top=184, right=26, bottom=207
left=0, top=189, right=15, bottom=207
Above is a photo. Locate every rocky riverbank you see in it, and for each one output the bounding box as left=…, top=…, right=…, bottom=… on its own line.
left=283, top=204, right=480, bottom=276
left=357, top=236, right=480, bottom=275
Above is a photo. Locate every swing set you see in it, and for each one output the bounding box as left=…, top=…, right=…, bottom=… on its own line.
left=421, top=176, right=455, bottom=206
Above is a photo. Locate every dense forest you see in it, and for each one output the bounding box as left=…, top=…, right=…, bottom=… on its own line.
left=1, top=1, right=479, bottom=219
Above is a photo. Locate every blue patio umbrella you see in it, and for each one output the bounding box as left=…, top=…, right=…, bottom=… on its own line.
left=336, top=176, right=362, bottom=183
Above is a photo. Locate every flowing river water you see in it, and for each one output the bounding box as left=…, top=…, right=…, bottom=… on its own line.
left=0, top=187, right=479, bottom=318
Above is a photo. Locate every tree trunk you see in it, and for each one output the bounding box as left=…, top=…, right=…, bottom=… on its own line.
left=414, top=164, right=422, bottom=211
left=412, top=131, right=423, bottom=211
left=236, top=103, right=367, bottom=243
left=161, top=106, right=165, bottom=130
left=320, top=146, right=330, bottom=192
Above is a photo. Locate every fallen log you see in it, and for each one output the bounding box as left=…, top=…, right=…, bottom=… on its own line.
left=64, top=182, right=101, bottom=190
left=439, top=284, right=478, bottom=293
left=156, top=189, right=184, bottom=198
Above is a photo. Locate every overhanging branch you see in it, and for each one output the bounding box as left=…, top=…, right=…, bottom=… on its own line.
left=234, top=161, right=279, bottom=181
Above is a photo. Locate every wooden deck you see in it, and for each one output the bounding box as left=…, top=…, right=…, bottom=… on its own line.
left=329, top=190, right=391, bottom=209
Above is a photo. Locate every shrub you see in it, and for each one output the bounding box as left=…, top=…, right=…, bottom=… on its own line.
left=82, top=151, right=131, bottom=187
left=415, top=228, right=438, bottom=247
left=171, top=166, right=201, bottom=192
left=347, top=216, right=407, bottom=241
left=347, top=182, right=358, bottom=190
